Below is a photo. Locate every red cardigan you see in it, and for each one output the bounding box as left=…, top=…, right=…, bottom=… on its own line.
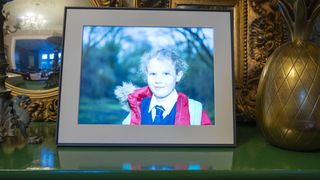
left=127, top=86, right=212, bottom=125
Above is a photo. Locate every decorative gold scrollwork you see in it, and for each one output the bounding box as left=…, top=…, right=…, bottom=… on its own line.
left=90, top=0, right=122, bottom=7
left=24, top=98, right=58, bottom=122
left=136, top=0, right=169, bottom=8
left=237, top=0, right=287, bottom=121
left=249, top=14, right=287, bottom=64
left=6, top=83, right=58, bottom=122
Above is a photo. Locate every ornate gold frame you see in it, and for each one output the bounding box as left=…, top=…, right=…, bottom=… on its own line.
left=6, top=84, right=59, bottom=121
left=89, top=0, right=124, bottom=7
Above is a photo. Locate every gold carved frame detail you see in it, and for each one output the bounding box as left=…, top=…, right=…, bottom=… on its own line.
left=6, top=84, right=59, bottom=122
left=89, top=0, right=123, bottom=7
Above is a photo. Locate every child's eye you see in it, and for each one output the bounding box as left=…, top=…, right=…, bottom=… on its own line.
left=149, top=73, right=156, bottom=76
left=164, top=72, right=170, bottom=76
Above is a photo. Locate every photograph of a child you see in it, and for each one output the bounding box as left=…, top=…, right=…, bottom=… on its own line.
left=117, top=49, right=212, bottom=125
left=78, top=26, right=214, bottom=125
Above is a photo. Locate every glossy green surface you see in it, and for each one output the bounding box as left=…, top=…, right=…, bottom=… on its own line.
left=0, top=123, right=320, bottom=179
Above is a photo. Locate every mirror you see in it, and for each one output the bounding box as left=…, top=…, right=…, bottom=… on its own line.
left=7, top=36, right=62, bottom=89
left=3, top=0, right=92, bottom=121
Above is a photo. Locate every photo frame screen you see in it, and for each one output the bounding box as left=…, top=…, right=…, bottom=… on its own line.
left=79, top=26, right=215, bottom=126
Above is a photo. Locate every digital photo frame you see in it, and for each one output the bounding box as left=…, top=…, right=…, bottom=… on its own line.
left=57, top=7, right=235, bottom=146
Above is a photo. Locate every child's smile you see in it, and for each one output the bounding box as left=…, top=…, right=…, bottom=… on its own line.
left=147, top=58, right=183, bottom=101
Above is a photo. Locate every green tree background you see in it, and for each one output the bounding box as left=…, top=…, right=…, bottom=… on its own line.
left=78, top=26, right=215, bottom=124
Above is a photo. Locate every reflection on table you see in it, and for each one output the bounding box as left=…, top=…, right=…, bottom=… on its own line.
left=0, top=123, right=57, bottom=170
left=58, top=149, right=233, bottom=171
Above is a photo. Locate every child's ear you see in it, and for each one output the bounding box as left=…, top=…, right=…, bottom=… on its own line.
left=176, top=71, right=184, bottom=82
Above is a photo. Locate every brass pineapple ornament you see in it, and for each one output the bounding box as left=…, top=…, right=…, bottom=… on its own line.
left=256, top=0, right=320, bottom=151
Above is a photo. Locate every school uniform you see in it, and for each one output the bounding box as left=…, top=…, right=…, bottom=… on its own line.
left=122, top=86, right=212, bottom=125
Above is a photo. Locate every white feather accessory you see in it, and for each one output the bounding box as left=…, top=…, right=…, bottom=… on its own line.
left=114, top=82, right=138, bottom=111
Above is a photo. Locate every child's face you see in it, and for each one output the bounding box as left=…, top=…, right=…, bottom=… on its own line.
left=147, top=58, right=183, bottom=101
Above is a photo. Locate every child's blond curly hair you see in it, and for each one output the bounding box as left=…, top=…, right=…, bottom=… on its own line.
left=139, top=49, right=189, bottom=79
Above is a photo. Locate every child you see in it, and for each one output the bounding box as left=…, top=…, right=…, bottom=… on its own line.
left=115, top=49, right=212, bottom=125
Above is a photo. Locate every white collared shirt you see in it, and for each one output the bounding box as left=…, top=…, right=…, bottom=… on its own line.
left=148, top=90, right=178, bottom=122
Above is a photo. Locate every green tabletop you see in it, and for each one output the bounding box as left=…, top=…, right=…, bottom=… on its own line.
left=0, top=122, right=319, bottom=179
